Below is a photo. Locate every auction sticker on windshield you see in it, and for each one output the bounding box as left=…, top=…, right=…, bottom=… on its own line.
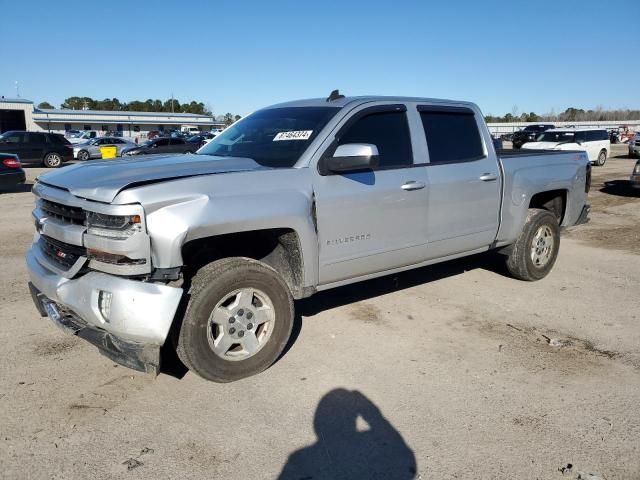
left=273, top=130, right=313, bottom=141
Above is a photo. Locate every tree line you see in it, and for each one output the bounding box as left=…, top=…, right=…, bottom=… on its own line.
left=485, top=106, right=640, bottom=123
left=37, top=97, right=243, bottom=125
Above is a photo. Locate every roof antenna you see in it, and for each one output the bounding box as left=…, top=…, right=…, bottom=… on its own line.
left=326, top=89, right=345, bottom=102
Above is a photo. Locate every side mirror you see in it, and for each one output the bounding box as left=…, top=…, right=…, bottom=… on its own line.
left=321, top=143, right=379, bottom=175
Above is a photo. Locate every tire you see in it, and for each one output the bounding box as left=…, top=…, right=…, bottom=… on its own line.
left=42, top=152, right=62, bottom=168
left=177, top=257, right=294, bottom=382
left=77, top=150, right=90, bottom=161
left=596, top=149, right=607, bottom=166
left=505, top=209, right=560, bottom=281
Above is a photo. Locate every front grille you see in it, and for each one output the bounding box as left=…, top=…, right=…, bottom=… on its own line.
left=39, top=235, right=86, bottom=270
left=40, top=199, right=86, bottom=226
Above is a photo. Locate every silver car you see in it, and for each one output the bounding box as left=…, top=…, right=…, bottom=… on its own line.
left=74, top=137, right=135, bottom=160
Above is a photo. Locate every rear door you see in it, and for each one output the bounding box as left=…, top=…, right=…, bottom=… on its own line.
left=417, top=105, right=501, bottom=259
left=153, top=138, right=171, bottom=153
left=0, top=132, right=27, bottom=160
left=26, top=132, right=48, bottom=160
left=169, top=138, right=187, bottom=152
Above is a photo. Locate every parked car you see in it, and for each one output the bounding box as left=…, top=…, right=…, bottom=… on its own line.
left=500, top=132, right=514, bottom=142
left=628, top=133, right=640, bottom=158
left=186, top=135, right=207, bottom=148
left=64, top=130, right=82, bottom=139
left=26, top=94, right=591, bottom=382
left=0, top=153, right=25, bottom=189
left=492, top=136, right=503, bottom=150
left=631, top=159, right=640, bottom=188
left=68, top=130, right=99, bottom=144
left=522, top=128, right=610, bottom=166
left=74, top=137, right=136, bottom=160
left=181, top=125, right=200, bottom=136
left=0, top=131, right=74, bottom=167
left=121, top=137, right=198, bottom=156
left=512, top=124, right=555, bottom=149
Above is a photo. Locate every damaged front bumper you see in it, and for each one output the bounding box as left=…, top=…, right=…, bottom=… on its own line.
left=26, top=247, right=183, bottom=373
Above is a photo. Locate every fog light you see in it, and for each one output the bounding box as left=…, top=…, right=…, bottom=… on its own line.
left=98, top=290, right=113, bottom=322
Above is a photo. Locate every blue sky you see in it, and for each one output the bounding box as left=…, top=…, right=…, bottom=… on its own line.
left=3, top=0, right=638, bottom=116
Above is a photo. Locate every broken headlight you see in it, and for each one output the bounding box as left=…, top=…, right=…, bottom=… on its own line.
left=86, top=212, right=143, bottom=239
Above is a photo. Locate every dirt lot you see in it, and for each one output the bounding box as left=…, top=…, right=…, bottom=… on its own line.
left=1, top=146, right=639, bottom=479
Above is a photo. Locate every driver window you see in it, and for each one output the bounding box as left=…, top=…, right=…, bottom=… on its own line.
left=338, top=111, right=413, bottom=168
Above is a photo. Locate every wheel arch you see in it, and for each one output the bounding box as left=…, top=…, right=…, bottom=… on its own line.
left=528, top=189, right=567, bottom=224
left=182, top=228, right=307, bottom=299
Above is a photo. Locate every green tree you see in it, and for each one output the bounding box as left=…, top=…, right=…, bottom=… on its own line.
left=223, top=112, right=234, bottom=126
left=37, top=101, right=54, bottom=109
left=234, top=115, right=242, bottom=121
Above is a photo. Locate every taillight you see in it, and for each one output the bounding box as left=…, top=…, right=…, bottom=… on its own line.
left=2, top=158, right=21, bottom=168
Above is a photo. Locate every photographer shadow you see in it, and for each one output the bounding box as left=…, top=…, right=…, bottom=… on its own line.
left=278, top=388, right=417, bottom=480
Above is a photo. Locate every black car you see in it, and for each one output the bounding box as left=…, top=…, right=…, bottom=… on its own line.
left=0, top=153, right=26, bottom=190
left=0, top=131, right=74, bottom=167
left=122, top=137, right=198, bottom=156
left=511, top=124, right=555, bottom=149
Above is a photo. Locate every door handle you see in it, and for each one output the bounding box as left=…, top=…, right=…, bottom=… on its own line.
left=401, top=181, right=426, bottom=191
left=479, top=173, right=498, bottom=182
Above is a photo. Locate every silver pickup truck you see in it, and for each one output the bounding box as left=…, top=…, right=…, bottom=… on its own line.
left=26, top=94, right=591, bottom=382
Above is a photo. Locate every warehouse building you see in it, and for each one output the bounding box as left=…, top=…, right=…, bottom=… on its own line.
left=0, top=97, right=224, bottom=138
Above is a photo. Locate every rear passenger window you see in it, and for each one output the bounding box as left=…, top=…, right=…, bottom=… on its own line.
left=338, top=111, right=413, bottom=168
left=170, top=138, right=185, bottom=145
left=419, top=108, right=484, bottom=163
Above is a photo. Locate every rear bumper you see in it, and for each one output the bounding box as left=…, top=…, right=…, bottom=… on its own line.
left=0, top=170, right=26, bottom=188
left=26, top=246, right=183, bottom=371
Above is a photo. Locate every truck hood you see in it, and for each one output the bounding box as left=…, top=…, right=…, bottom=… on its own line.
left=37, top=154, right=264, bottom=203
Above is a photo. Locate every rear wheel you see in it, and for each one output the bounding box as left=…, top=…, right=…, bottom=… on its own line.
left=596, top=149, right=607, bottom=166
left=43, top=152, right=62, bottom=168
left=177, top=257, right=294, bottom=382
left=506, top=209, right=560, bottom=281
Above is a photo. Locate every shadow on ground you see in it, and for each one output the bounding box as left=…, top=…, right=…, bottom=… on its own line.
left=278, top=388, right=417, bottom=480
left=298, top=251, right=507, bottom=318
left=161, top=251, right=507, bottom=379
left=600, top=180, right=640, bottom=199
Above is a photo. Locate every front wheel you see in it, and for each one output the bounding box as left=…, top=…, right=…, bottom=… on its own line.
left=505, top=209, right=560, bottom=281
left=43, top=152, right=62, bottom=168
left=77, top=150, right=90, bottom=161
left=177, top=257, right=294, bottom=382
left=596, top=149, right=607, bottom=166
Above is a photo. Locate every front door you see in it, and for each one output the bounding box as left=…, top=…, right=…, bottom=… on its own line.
left=313, top=105, right=429, bottom=285
left=416, top=105, right=501, bottom=259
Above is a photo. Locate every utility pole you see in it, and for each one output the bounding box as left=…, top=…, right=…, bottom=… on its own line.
left=171, top=93, right=174, bottom=113
left=15, top=81, right=19, bottom=98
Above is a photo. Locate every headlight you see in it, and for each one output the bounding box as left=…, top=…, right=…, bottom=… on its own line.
left=86, top=212, right=142, bottom=239
left=634, top=163, right=640, bottom=174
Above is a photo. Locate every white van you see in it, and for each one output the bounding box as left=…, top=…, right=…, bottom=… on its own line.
left=181, top=125, right=200, bottom=136
left=522, top=128, right=610, bottom=166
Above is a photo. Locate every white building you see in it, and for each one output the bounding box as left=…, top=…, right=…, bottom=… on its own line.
left=0, top=97, right=224, bottom=139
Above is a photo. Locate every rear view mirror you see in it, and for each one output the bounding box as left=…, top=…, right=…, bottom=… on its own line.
left=321, top=143, right=379, bottom=175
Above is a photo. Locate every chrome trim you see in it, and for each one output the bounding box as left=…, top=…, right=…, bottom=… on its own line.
left=33, top=207, right=85, bottom=246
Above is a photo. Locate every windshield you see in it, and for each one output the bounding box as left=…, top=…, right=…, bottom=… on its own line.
left=537, top=131, right=575, bottom=143
left=197, top=107, right=340, bottom=168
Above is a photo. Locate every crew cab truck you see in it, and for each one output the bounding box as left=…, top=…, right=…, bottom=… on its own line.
left=26, top=94, right=591, bottom=382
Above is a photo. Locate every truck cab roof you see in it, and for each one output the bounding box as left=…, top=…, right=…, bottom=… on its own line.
left=266, top=95, right=478, bottom=110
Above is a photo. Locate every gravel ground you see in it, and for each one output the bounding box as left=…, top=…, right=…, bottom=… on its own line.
left=0, top=145, right=638, bottom=479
